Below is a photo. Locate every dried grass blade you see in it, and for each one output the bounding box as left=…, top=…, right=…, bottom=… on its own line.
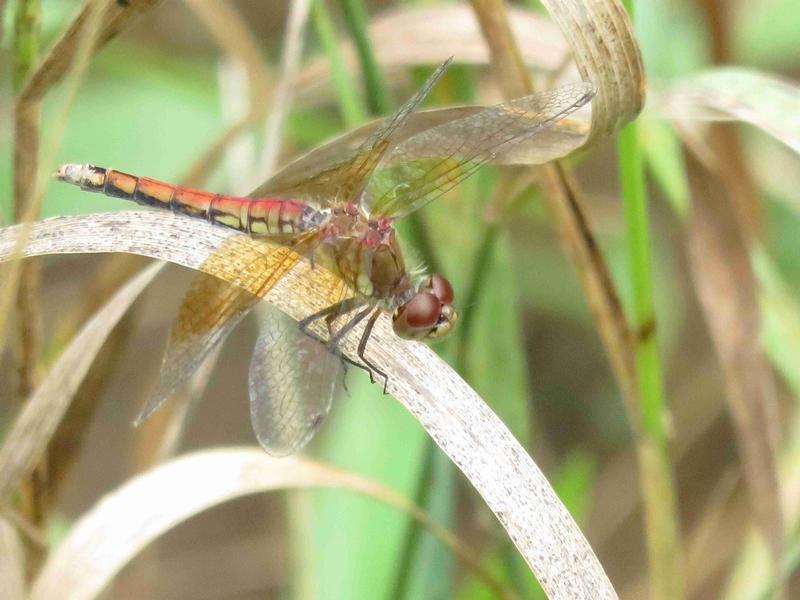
left=657, top=68, right=800, bottom=155
left=13, top=0, right=47, bottom=529
left=30, top=449, right=515, bottom=600
left=298, top=4, right=571, bottom=94
left=539, top=0, right=645, bottom=141
left=0, top=262, right=164, bottom=503
left=468, top=0, right=661, bottom=597
left=0, top=518, right=26, bottom=600
left=685, top=150, right=784, bottom=567
left=468, top=0, right=644, bottom=408
left=255, top=0, right=312, bottom=182
left=0, top=211, right=616, bottom=599
left=0, top=0, right=160, bottom=370
left=18, top=0, right=163, bottom=105
left=183, top=0, right=271, bottom=105
left=180, top=0, right=272, bottom=188
left=45, top=256, right=149, bottom=500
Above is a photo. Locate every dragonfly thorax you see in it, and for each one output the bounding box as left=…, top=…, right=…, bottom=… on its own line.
left=318, top=207, right=412, bottom=303
left=315, top=207, right=457, bottom=340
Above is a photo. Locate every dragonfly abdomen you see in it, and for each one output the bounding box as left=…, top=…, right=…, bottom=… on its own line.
left=241, top=198, right=321, bottom=236
left=55, top=163, right=322, bottom=236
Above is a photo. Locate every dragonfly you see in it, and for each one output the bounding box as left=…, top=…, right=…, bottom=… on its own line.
left=56, top=59, right=594, bottom=456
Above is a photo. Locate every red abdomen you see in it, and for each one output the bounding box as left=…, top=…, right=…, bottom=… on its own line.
left=55, top=163, right=316, bottom=236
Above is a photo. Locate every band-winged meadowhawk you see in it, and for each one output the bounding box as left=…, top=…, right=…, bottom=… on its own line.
left=56, top=60, right=594, bottom=455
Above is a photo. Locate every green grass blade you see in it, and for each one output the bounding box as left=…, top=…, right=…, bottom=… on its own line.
left=618, top=0, right=685, bottom=586
left=337, top=0, right=392, bottom=114
left=618, top=116, right=685, bottom=600
left=311, top=0, right=367, bottom=128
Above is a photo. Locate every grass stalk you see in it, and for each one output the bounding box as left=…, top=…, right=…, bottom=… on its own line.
left=334, top=1, right=448, bottom=595
left=311, top=0, right=367, bottom=129
left=1, top=0, right=148, bottom=368
left=468, top=0, right=682, bottom=596
left=455, top=224, right=498, bottom=370
left=615, top=2, right=684, bottom=598
left=13, top=0, right=43, bottom=394
left=335, top=0, right=440, bottom=274
left=12, top=0, right=46, bottom=534
left=337, top=0, right=392, bottom=115
left=13, top=0, right=40, bottom=90
left=618, top=122, right=665, bottom=442
left=391, top=443, right=437, bottom=600
left=618, top=1, right=685, bottom=597
left=618, top=111, right=685, bottom=600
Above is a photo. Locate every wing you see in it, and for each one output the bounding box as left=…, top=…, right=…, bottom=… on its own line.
left=133, top=234, right=314, bottom=426
left=249, top=58, right=453, bottom=207
left=361, top=81, right=595, bottom=219
left=248, top=304, right=345, bottom=457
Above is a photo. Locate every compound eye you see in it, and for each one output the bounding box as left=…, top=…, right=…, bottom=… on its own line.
left=404, top=293, right=440, bottom=329
left=429, top=274, right=454, bottom=305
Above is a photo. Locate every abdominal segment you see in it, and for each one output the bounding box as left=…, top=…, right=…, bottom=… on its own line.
left=55, top=163, right=321, bottom=236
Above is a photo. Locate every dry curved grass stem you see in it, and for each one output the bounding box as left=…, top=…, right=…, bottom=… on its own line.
left=28, top=449, right=517, bottom=600
left=0, top=212, right=618, bottom=599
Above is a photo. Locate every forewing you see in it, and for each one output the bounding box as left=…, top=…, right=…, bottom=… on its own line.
left=134, top=236, right=313, bottom=426
left=133, top=272, right=257, bottom=426
left=363, top=81, right=595, bottom=218
left=251, top=107, right=487, bottom=197
left=248, top=305, right=344, bottom=457
left=249, top=59, right=453, bottom=206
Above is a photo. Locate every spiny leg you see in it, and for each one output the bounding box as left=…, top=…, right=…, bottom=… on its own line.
left=357, top=309, right=389, bottom=393
left=298, top=297, right=363, bottom=336
left=326, top=305, right=379, bottom=384
left=298, top=299, right=374, bottom=382
left=328, top=304, right=373, bottom=346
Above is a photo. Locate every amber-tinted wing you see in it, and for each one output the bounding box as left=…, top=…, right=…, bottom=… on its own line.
left=249, top=59, right=452, bottom=207
left=133, top=235, right=314, bottom=426
left=361, top=81, right=595, bottom=219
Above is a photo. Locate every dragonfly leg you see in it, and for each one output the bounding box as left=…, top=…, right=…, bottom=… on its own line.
left=299, top=325, right=364, bottom=374
left=328, top=305, right=373, bottom=345
left=327, top=305, right=378, bottom=383
left=357, top=309, right=389, bottom=394
left=298, top=297, right=363, bottom=340
left=298, top=299, right=375, bottom=379
left=339, top=361, right=351, bottom=396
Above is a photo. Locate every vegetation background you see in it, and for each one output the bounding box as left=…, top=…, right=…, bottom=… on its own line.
left=1, top=0, right=799, bottom=599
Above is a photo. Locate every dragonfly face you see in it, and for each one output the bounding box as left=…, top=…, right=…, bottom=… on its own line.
left=392, top=273, right=457, bottom=341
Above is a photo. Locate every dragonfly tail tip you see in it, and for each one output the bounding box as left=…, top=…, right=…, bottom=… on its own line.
left=52, top=163, right=83, bottom=184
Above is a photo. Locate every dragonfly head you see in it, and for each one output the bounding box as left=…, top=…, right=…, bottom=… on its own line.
left=392, top=274, right=457, bottom=341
